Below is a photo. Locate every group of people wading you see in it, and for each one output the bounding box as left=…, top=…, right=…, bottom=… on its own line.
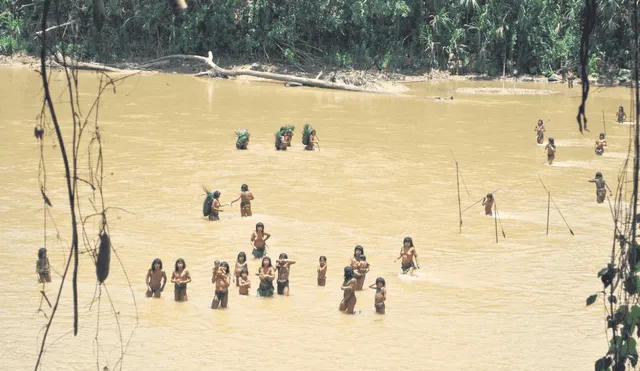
left=532, top=106, right=627, bottom=205
left=234, top=123, right=319, bottom=151
left=534, top=106, right=626, bottom=164
left=139, top=235, right=419, bottom=315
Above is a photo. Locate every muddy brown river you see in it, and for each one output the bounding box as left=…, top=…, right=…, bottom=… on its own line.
left=0, top=66, right=635, bottom=370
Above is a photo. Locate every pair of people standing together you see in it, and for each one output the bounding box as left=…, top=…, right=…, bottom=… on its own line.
left=204, top=184, right=254, bottom=221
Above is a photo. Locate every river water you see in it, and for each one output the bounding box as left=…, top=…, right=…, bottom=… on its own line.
left=0, top=66, right=634, bottom=370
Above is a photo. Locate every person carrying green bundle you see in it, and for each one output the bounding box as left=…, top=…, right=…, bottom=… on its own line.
left=235, top=129, right=250, bottom=150
left=302, top=123, right=319, bottom=151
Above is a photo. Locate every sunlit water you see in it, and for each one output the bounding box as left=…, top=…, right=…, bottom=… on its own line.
left=0, top=66, right=635, bottom=370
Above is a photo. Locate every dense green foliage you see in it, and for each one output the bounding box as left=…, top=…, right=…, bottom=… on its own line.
left=0, top=0, right=635, bottom=75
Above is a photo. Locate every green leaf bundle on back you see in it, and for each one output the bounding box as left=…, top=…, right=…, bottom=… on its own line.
left=202, top=185, right=214, bottom=216
left=235, top=129, right=249, bottom=149
left=302, top=123, right=312, bottom=145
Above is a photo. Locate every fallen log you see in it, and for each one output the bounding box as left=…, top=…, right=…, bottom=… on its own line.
left=53, top=52, right=137, bottom=73
left=141, top=51, right=386, bottom=93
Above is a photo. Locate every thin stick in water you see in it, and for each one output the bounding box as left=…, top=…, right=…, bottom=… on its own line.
left=546, top=191, right=551, bottom=235
left=494, top=202, right=498, bottom=243
left=456, top=161, right=462, bottom=234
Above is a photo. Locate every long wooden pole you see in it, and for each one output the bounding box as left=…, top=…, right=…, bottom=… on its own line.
left=456, top=162, right=462, bottom=234
left=546, top=191, right=551, bottom=235
left=494, top=202, right=498, bottom=243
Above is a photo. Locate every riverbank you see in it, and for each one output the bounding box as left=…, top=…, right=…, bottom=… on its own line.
left=0, top=51, right=627, bottom=95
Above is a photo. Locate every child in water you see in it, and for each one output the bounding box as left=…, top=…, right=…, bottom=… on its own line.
left=234, top=252, right=248, bottom=286
left=256, top=257, right=275, bottom=297
left=545, top=137, right=556, bottom=165
left=145, top=258, right=167, bottom=298
left=354, top=255, right=370, bottom=291
left=534, top=119, right=545, bottom=144
left=616, top=106, right=627, bottom=123
left=595, top=133, right=607, bottom=155
left=36, top=247, right=51, bottom=283
left=588, top=172, right=612, bottom=204
left=317, top=256, right=327, bottom=286
left=238, top=269, right=251, bottom=295
left=369, top=277, right=386, bottom=314
left=482, top=193, right=494, bottom=216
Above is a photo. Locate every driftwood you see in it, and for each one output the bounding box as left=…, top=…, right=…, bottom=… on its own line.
left=52, top=52, right=137, bottom=73
left=44, top=51, right=386, bottom=93
left=137, top=52, right=384, bottom=93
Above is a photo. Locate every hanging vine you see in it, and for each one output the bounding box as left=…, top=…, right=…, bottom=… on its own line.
left=33, top=0, right=139, bottom=369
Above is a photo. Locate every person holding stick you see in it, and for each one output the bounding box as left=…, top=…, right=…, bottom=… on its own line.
left=534, top=119, right=545, bottom=144
left=588, top=172, right=612, bottom=204
left=482, top=193, right=495, bottom=216
left=395, top=237, right=419, bottom=275
left=595, top=133, right=607, bottom=155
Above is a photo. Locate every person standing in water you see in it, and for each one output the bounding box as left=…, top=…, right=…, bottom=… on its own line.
left=396, top=237, right=420, bottom=275
left=616, top=106, right=627, bottom=123
left=256, top=257, right=275, bottom=297
left=36, top=247, right=51, bottom=283
left=238, top=269, right=251, bottom=295
left=595, top=133, right=607, bottom=155
left=171, top=258, right=191, bottom=302
left=230, top=184, right=254, bottom=217
left=588, top=172, right=612, bottom=204
left=369, top=277, right=386, bottom=314
left=211, top=261, right=231, bottom=309
left=534, top=119, right=545, bottom=144
left=482, top=194, right=494, bottom=216
left=145, top=258, right=167, bottom=298
left=350, top=245, right=364, bottom=270
left=545, top=137, right=556, bottom=165
left=317, top=256, right=327, bottom=286
left=234, top=252, right=248, bottom=287
left=339, top=266, right=357, bottom=314
left=251, top=222, right=271, bottom=258
left=275, top=253, right=296, bottom=296
left=208, top=191, right=226, bottom=221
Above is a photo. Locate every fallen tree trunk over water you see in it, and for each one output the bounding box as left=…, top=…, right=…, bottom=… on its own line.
left=141, top=51, right=384, bottom=93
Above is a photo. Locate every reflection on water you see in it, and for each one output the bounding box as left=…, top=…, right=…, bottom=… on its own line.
left=0, top=67, right=634, bottom=370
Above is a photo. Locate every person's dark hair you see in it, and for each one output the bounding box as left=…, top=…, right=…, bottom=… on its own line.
left=279, top=253, right=288, bottom=260
left=241, top=184, right=249, bottom=192
left=220, top=261, right=230, bottom=274
left=486, top=193, right=493, bottom=199
left=237, top=252, right=247, bottom=263
left=375, top=277, right=386, bottom=287
left=343, top=266, right=355, bottom=284
left=596, top=172, right=603, bottom=178
left=357, top=254, right=367, bottom=261
left=354, top=245, right=364, bottom=257
left=174, top=258, right=186, bottom=272
left=600, top=132, right=605, bottom=138
left=38, top=247, right=47, bottom=260
left=213, top=191, right=221, bottom=199
left=403, top=237, right=414, bottom=247
left=319, top=255, right=327, bottom=262
left=151, top=258, right=163, bottom=272
left=549, top=137, right=555, bottom=144
left=241, top=268, right=248, bottom=275
left=256, top=222, right=265, bottom=232
left=261, top=256, right=272, bottom=268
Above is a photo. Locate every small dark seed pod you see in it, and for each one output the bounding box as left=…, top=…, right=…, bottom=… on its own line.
left=96, top=231, right=111, bottom=284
